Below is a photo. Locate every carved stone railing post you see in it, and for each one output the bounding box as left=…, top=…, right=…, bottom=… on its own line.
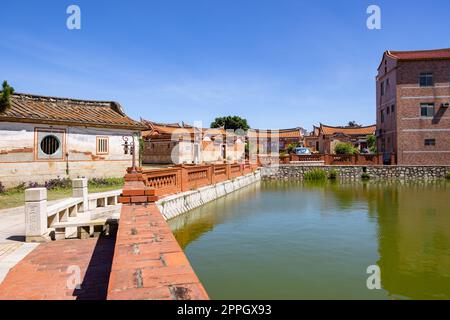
left=72, top=178, right=88, bottom=212
left=25, top=188, right=49, bottom=242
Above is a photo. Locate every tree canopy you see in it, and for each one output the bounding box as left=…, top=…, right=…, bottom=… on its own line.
left=210, top=116, right=250, bottom=131
left=347, top=121, right=362, bottom=127
left=0, top=81, right=14, bottom=113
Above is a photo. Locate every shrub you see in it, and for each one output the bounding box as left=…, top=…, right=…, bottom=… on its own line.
left=446, top=171, right=450, bottom=180
left=286, top=143, right=300, bottom=154
left=334, top=142, right=358, bottom=155
left=28, top=178, right=72, bottom=190
left=304, top=169, right=327, bottom=181
left=88, top=177, right=124, bottom=188
left=366, top=135, right=377, bottom=153
left=0, top=182, right=5, bottom=194
left=328, top=169, right=339, bottom=180
left=361, top=173, right=370, bottom=180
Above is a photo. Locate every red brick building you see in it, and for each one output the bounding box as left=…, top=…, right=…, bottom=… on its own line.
left=311, top=124, right=376, bottom=154
left=376, top=48, right=450, bottom=165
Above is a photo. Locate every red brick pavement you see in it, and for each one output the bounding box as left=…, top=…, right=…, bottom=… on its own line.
left=0, top=204, right=208, bottom=300
left=0, top=235, right=116, bottom=300
left=107, top=204, right=209, bottom=300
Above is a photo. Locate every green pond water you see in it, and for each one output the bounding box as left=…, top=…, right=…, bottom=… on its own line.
left=168, top=180, right=450, bottom=300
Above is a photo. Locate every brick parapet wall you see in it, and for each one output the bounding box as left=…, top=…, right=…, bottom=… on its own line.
left=119, top=163, right=259, bottom=204
left=107, top=204, right=209, bottom=300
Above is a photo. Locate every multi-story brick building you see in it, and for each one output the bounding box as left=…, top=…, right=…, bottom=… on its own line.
left=376, top=48, right=450, bottom=165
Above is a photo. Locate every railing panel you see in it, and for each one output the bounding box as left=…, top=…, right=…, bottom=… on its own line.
left=142, top=167, right=182, bottom=196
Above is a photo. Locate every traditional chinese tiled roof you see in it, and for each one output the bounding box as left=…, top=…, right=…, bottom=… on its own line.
left=386, top=48, right=450, bottom=61
left=319, top=124, right=376, bottom=136
left=247, top=128, right=303, bottom=139
left=141, top=120, right=229, bottom=140
left=0, top=93, right=146, bottom=130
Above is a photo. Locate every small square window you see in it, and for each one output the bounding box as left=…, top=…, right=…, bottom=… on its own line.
left=96, top=137, right=109, bottom=154
left=419, top=72, right=433, bottom=87
left=424, top=139, right=436, bottom=146
left=420, top=103, right=434, bottom=117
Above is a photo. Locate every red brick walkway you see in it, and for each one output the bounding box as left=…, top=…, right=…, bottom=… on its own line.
left=0, top=236, right=116, bottom=300
left=107, top=204, right=209, bottom=300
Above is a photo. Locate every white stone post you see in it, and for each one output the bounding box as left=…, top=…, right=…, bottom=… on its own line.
left=25, top=188, right=49, bottom=242
left=72, top=178, right=88, bottom=212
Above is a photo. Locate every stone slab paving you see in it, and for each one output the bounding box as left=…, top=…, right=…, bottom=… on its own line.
left=0, top=242, right=39, bottom=284
left=107, top=204, right=209, bottom=300
left=0, top=235, right=116, bottom=300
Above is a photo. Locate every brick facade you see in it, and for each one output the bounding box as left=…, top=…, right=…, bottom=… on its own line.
left=376, top=49, right=450, bottom=165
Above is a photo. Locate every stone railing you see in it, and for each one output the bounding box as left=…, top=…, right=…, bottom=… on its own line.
left=119, top=162, right=260, bottom=205
left=25, top=178, right=122, bottom=242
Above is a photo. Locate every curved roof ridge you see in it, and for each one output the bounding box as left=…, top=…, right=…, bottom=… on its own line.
left=12, top=92, right=118, bottom=106
left=320, top=123, right=376, bottom=129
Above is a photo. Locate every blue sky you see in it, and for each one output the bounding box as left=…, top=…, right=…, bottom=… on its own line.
left=1, top=0, right=449, bottom=131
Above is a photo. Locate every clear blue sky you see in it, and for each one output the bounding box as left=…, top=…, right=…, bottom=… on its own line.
left=1, top=0, right=449, bottom=131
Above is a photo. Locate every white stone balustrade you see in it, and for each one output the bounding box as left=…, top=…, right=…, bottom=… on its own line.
left=24, top=178, right=122, bottom=242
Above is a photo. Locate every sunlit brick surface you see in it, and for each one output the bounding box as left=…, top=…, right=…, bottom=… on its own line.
left=107, top=204, right=209, bottom=300
left=0, top=236, right=115, bottom=300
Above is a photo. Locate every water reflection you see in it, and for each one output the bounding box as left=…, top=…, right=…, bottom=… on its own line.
left=168, top=180, right=450, bottom=300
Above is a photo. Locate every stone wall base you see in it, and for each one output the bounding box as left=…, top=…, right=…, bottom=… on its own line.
left=261, top=165, right=450, bottom=180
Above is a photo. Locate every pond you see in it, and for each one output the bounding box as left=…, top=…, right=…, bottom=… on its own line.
left=168, top=180, right=450, bottom=300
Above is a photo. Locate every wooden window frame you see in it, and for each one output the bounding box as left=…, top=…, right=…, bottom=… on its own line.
left=96, top=136, right=109, bottom=155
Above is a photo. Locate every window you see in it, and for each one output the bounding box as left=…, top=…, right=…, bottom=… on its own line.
left=381, top=81, right=385, bottom=96
left=391, top=104, right=395, bottom=113
left=381, top=109, right=385, bottom=123
left=387, top=107, right=390, bottom=115
left=36, top=129, right=65, bottom=160
left=424, top=139, right=436, bottom=146
left=96, top=137, right=109, bottom=154
left=419, top=72, right=433, bottom=87
left=420, top=103, right=435, bottom=117
left=41, top=135, right=60, bottom=155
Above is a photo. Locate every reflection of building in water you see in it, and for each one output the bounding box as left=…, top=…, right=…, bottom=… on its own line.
left=169, top=183, right=261, bottom=248
left=374, top=183, right=450, bottom=299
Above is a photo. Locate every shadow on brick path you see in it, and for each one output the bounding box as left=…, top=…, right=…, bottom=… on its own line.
left=73, top=231, right=117, bottom=300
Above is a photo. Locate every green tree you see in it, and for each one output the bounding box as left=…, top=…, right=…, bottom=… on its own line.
left=347, top=121, right=362, bottom=127
left=0, top=81, right=15, bottom=113
left=366, top=134, right=377, bottom=153
left=334, top=142, right=358, bottom=155
left=210, top=116, right=250, bottom=131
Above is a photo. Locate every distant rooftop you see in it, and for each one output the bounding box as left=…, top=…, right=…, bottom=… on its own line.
left=386, top=48, right=450, bottom=61
left=319, top=124, right=376, bottom=136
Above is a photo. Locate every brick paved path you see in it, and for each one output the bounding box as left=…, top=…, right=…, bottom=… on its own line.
left=107, top=204, right=209, bottom=300
left=0, top=203, right=208, bottom=300
left=0, top=235, right=116, bottom=300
